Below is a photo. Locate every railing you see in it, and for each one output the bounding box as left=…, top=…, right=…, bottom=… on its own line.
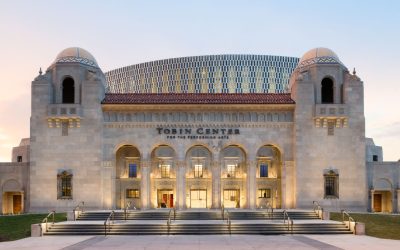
left=266, top=203, right=274, bottom=220
left=42, top=210, right=56, bottom=233
left=124, top=201, right=131, bottom=220
left=167, top=208, right=176, bottom=232
left=312, top=200, right=323, bottom=219
left=283, top=210, right=293, bottom=233
left=341, top=210, right=356, bottom=234
left=73, top=201, right=84, bottom=221
left=224, top=209, right=231, bottom=234
left=104, top=210, right=115, bottom=236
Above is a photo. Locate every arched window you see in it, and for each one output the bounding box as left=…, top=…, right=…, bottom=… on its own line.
left=62, top=77, right=75, bottom=103
left=321, top=78, right=334, bottom=104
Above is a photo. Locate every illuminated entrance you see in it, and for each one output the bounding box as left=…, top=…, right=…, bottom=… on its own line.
left=158, top=189, right=174, bottom=208
left=223, top=189, right=240, bottom=208
left=190, top=189, right=207, bottom=208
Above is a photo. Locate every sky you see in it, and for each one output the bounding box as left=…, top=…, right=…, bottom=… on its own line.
left=0, top=0, right=399, bottom=161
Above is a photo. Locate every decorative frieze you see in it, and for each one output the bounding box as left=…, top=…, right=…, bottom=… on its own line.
left=103, top=111, right=294, bottom=123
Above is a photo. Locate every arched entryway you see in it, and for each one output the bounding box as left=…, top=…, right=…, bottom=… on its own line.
left=2, top=179, right=24, bottom=214
left=372, top=178, right=393, bottom=213
left=220, top=145, right=247, bottom=208
left=151, top=145, right=176, bottom=208
left=115, top=145, right=141, bottom=209
left=185, top=145, right=212, bottom=208
left=256, top=145, right=282, bottom=209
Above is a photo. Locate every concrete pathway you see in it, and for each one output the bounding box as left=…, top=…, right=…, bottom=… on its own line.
left=0, top=235, right=399, bottom=250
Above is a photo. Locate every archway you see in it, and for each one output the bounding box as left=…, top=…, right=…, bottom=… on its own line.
left=185, top=145, right=212, bottom=208
left=372, top=179, right=393, bottom=212
left=220, top=145, right=246, bottom=208
left=256, top=145, right=282, bottom=209
left=115, top=145, right=141, bottom=209
left=321, top=77, right=334, bottom=103
left=151, top=145, right=176, bottom=208
left=62, top=77, right=75, bottom=103
left=2, top=179, right=24, bottom=214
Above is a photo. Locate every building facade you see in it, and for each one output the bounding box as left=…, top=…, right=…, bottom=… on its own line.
left=1, top=47, right=399, bottom=214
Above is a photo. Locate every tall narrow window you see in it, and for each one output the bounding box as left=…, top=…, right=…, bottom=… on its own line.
left=324, top=170, right=339, bottom=198
left=17, top=156, right=23, bottom=162
left=260, top=164, right=268, bottom=177
left=161, top=164, right=170, bottom=178
left=227, top=164, right=236, bottom=178
left=321, top=78, right=334, bottom=103
left=194, top=164, right=203, bottom=178
left=129, top=164, right=137, bottom=178
left=57, top=171, right=73, bottom=199
left=62, top=77, right=75, bottom=103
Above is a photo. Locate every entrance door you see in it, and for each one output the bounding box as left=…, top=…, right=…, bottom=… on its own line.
left=223, top=189, right=240, bottom=208
left=157, top=190, right=174, bottom=208
left=190, top=189, right=207, bottom=208
left=373, top=194, right=382, bottom=212
left=13, top=195, right=22, bottom=214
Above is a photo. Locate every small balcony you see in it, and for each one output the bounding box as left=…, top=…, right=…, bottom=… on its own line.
left=315, top=104, right=348, bottom=117
left=47, top=104, right=82, bottom=117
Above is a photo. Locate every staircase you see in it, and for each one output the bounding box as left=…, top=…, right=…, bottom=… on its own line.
left=44, top=210, right=352, bottom=236
left=76, top=210, right=319, bottom=221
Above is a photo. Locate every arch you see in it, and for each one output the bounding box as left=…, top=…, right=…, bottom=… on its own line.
left=374, top=178, right=392, bottom=191
left=185, top=145, right=212, bottom=178
left=321, top=77, right=334, bottom=103
left=2, top=179, right=22, bottom=192
left=62, top=77, right=75, bottom=103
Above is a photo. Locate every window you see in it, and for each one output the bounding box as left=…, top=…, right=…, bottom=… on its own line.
left=260, top=164, right=268, bottom=177
left=57, top=171, right=72, bottom=199
left=17, top=156, right=22, bottom=162
left=227, top=164, right=236, bottom=178
left=324, top=170, right=339, bottom=198
left=321, top=78, right=334, bottom=103
left=194, top=164, right=203, bottom=178
left=161, top=164, right=170, bottom=178
left=258, top=189, right=271, bottom=198
left=129, top=164, right=137, bottom=178
left=62, top=77, right=75, bottom=104
left=126, top=189, right=140, bottom=198
left=373, top=155, right=378, bottom=162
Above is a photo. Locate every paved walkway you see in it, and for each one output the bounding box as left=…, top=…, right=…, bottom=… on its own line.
left=0, top=235, right=399, bottom=250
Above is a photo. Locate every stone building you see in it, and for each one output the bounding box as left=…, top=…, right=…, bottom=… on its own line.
left=0, top=47, right=399, bottom=214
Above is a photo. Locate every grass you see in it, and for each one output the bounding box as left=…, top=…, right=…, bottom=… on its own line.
left=330, top=212, right=400, bottom=240
left=0, top=213, right=66, bottom=242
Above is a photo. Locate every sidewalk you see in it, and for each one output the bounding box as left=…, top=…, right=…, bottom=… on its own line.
left=0, top=234, right=399, bottom=250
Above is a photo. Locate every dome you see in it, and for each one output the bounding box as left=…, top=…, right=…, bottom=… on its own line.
left=297, top=47, right=343, bottom=69
left=52, top=47, right=99, bottom=68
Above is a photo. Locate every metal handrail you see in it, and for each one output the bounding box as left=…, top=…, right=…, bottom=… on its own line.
left=312, top=201, right=323, bottom=219
left=341, top=210, right=356, bottom=234
left=283, top=210, right=293, bottom=232
left=104, top=210, right=115, bottom=236
left=224, top=210, right=231, bottom=234
left=266, top=203, right=274, bottom=220
left=42, top=210, right=56, bottom=233
left=167, top=208, right=175, bottom=232
left=73, top=201, right=84, bottom=221
left=124, top=201, right=131, bottom=220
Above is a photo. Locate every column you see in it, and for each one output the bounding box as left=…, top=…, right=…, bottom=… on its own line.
left=140, top=160, right=151, bottom=210
left=247, top=160, right=256, bottom=209
left=176, top=160, right=186, bottom=209
left=211, top=160, right=221, bottom=208
left=370, top=189, right=375, bottom=212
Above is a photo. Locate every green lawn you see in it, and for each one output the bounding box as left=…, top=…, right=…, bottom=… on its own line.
left=330, top=212, right=400, bottom=240
left=0, top=213, right=66, bottom=242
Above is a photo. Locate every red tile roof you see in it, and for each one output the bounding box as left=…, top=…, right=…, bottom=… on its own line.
left=102, top=93, right=295, bottom=104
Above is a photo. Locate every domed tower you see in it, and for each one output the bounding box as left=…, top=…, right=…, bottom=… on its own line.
left=290, top=48, right=367, bottom=211
left=30, top=47, right=106, bottom=212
